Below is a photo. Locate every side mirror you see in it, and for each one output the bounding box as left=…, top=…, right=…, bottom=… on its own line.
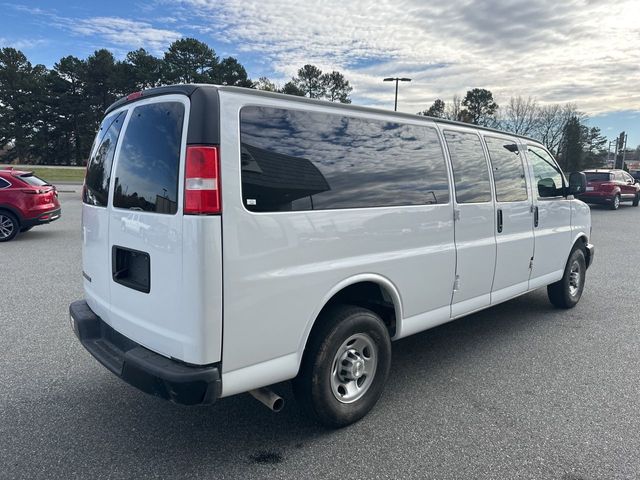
left=568, top=172, right=587, bottom=195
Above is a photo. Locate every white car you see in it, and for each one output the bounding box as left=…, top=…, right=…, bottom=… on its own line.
left=70, top=85, right=594, bottom=427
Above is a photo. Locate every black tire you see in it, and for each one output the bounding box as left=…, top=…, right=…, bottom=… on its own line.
left=633, top=194, right=639, bottom=207
left=610, top=194, right=620, bottom=210
left=0, top=211, right=19, bottom=242
left=20, top=226, right=33, bottom=233
left=547, top=247, right=586, bottom=309
left=292, top=305, right=391, bottom=428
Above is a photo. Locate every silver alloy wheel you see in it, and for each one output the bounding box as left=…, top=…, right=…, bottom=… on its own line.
left=568, top=260, right=581, bottom=297
left=330, top=333, right=377, bottom=404
left=0, top=214, right=14, bottom=240
left=613, top=195, right=620, bottom=209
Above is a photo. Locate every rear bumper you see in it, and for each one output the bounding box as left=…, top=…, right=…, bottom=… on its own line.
left=23, top=207, right=61, bottom=227
left=69, top=300, right=221, bottom=406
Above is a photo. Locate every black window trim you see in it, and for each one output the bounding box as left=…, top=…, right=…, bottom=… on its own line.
left=483, top=134, right=530, bottom=204
left=238, top=102, right=452, bottom=215
left=441, top=126, right=494, bottom=205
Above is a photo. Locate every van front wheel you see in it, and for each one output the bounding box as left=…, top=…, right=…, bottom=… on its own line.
left=293, top=305, right=391, bottom=428
left=547, top=247, right=586, bottom=309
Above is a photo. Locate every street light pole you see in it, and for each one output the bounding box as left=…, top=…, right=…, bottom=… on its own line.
left=383, top=77, right=411, bottom=111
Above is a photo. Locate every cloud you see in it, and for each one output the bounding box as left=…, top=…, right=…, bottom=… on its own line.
left=174, top=0, right=639, bottom=115
left=5, top=4, right=182, bottom=56
left=0, top=37, right=48, bottom=51
left=66, top=17, right=182, bottom=54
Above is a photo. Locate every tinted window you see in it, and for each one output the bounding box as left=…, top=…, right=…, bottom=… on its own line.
left=485, top=136, right=528, bottom=202
left=527, top=145, right=564, bottom=198
left=83, top=111, right=126, bottom=206
left=444, top=130, right=492, bottom=203
left=0, top=178, right=10, bottom=189
left=113, top=102, right=184, bottom=214
left=20, top=174, right=49, bottom=186
left=240, top=106, right=449, bottom=212
left=585, top=172, right=612, bottom=182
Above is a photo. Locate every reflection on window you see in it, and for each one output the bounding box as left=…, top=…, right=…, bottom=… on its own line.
left=113, top=102, right=184, bottom=214
left=444, top=130, right=492, bottom=203
left=83, top=111, right=125, bottom=207
left=527, top=145, right=564, bottom=198
left=239, top=106, right=450, bottom=212
left=485, top=136, right=528, bottom=202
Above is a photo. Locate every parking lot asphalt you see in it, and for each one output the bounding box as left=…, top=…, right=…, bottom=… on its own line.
left=1, top=193, right=639, bottom=480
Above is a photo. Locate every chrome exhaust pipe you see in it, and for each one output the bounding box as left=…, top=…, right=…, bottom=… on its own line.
left=249, top=388, right=284, bottom=412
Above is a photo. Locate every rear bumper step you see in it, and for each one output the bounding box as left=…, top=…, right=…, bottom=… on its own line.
left=69, top=300, right=221, bottom=406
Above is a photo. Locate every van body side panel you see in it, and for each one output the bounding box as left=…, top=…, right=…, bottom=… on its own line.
left=570, top=198, right=591, bottom=243
left=218, top=91, right=456, bottom=377
left=181, top=216, right=223, bottom=363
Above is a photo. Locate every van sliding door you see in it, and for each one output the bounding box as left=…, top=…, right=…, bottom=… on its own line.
left=443, top=128, right=497, bottom=318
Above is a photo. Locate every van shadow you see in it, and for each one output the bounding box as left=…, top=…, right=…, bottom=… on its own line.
left=5, top=290, right=574, bottom=475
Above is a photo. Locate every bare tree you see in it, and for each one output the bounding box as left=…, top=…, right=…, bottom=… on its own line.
left=532, top=103, right=580, bottom=155
left=501, top=96, right=539, bottom=136
left=444, top=94, right=463, bottom=121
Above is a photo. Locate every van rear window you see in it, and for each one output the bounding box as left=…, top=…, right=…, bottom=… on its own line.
left=113, top=102, right=184, bottom=214
left=239, top=106, right=449, bottom=212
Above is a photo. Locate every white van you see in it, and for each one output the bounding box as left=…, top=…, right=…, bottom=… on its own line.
left=70, top=85, right=594, bottom=427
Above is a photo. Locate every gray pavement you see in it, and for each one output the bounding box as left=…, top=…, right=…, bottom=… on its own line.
left=1, top=194, right=639, bottom=479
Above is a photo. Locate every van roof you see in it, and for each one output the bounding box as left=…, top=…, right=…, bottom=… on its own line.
left=106, top=84, right=543, bottom=146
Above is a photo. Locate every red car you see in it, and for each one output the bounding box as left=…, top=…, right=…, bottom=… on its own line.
left=579, top=169, right=640, bottom=210
left=0, top=167, right=61, bottom=242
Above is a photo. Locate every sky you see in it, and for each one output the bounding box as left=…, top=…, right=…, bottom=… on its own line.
left=1, top=0, right=639, bottom=148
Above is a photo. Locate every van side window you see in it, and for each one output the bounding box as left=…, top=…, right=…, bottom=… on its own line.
left=83, top=111, right=126, bottom=207
left=527, top=145, right=564, bottom=198
left=239, top=106, right=450, bottom=212
left=444, top=130, right=492, bottom=203
left=484, top=136, right=528, bottom=202
left=113, top=102, right=184, bottom=214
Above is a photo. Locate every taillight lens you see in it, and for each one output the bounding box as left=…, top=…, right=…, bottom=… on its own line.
left=184, top=145, right=221, bottom=215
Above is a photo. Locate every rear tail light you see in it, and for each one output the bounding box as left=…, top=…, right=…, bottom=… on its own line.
left=184, top=145, right=221, bottom=215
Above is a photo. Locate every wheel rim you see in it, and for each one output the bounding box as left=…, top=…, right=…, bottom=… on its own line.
left=0, top=214, right=14, bottom=239
left=568, top=260, right=581, bottom=297
left=614, top=195, right=620, bottom=208
left=330, top=333, right=377, bottom=404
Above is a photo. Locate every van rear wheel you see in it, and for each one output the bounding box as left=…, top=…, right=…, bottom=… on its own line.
left=547, top=247, right=586, bottom=309
left=293, top=305, right=391, bottom=428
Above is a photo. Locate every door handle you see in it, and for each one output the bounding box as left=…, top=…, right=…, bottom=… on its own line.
left=497, top=208, right=503, bottom=233
left=534, top=206, right=539, bottom=227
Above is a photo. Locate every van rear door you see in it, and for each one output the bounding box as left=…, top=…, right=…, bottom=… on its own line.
left=99, top=93, right=222, bottom=365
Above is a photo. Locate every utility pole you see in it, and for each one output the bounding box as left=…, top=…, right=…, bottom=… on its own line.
left=383, top=77, right=411, bottom=111
left=615, top=131, right=626, bottom=169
